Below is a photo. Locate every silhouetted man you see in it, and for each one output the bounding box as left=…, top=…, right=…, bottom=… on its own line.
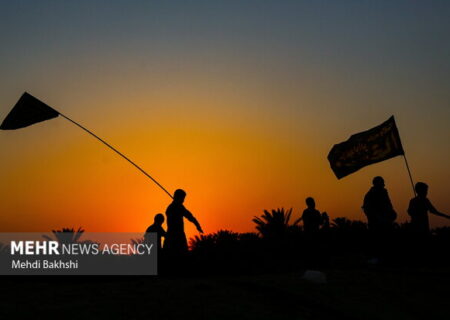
left=164, top=189, right=203, bottom=257
left=408, top=182, right=450, bottom=235
left=302, top=197, right=323, bottom=234
left=363, top=176, right=397, bottom=231
left=301, top=197, right=328, bottom=268
left=363, top=176, right=397, bottom=263
left=145, top=213, right=166, bottom=251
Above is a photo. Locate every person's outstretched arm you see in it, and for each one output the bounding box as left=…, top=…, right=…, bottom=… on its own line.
left=429, top=201, right=450, bottom=219
left=183, top=208, right=204, bottom=233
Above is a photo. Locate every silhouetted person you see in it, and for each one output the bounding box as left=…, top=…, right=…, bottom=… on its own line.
left=302, top=197, right=323, bottom=234
left=164, top=189, right=203, bottom=257
left=301, top=197, right=328, bottom=268
left=363, top=176, right=397, bottom=263
left=363, top=176, right=397, bottom=231
left=145, top=213, right=166, bottom=251
left=408, top=182, right=450, bottom=235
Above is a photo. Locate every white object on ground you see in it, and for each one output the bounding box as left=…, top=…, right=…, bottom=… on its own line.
left=301, top=270, right=327, bottom=284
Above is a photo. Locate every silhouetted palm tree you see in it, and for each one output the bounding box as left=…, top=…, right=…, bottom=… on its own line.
left=130, top=237, right=145, bottom=246
left=253, top=208, right=298, bottom=240
left=42, top=227, right=85, bottom=244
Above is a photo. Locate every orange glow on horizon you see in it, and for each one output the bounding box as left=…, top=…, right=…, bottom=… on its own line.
left=1, top=59, right=449, bottom=241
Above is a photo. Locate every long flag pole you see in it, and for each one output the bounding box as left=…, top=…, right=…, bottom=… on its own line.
left=58, top=112, right=174, bottom=199
left=403, top=154, right=416, bottom=197
left=396, top=116, right=417, bottom=197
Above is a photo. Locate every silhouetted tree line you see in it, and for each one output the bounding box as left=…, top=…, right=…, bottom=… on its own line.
left=10, top=180, right=446, bottom=275
left=2, top=212, right=444, bottom=276
left=184, top=208, right=450, bottom=275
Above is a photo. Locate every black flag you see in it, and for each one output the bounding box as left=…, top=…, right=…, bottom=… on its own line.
left=328, top=116, right=404, bottom=179
left=0, top=92, right=59, bottom=130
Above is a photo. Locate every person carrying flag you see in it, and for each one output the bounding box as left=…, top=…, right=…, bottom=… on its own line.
left=164, top=189, right=203, bottom=258
left=408, top=182, right=450, bottom=235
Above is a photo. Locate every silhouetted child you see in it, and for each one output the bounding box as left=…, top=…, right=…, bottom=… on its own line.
left=145, top=213, right=166, bottom=251
left=408, top=182, right=450, bottom=235
left=302, top=197, right=323, bottom=234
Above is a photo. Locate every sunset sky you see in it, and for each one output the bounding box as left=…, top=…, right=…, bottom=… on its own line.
left=1, top=1, right=449, bottom=239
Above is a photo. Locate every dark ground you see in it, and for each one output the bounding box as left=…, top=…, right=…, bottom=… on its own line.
left=2, top=266, right=450, bottom=320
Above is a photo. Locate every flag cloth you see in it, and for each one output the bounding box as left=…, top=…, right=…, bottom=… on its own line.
left=0, top=92, right=59, bottom=130
left=328, top=116, right=404, bottom=179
